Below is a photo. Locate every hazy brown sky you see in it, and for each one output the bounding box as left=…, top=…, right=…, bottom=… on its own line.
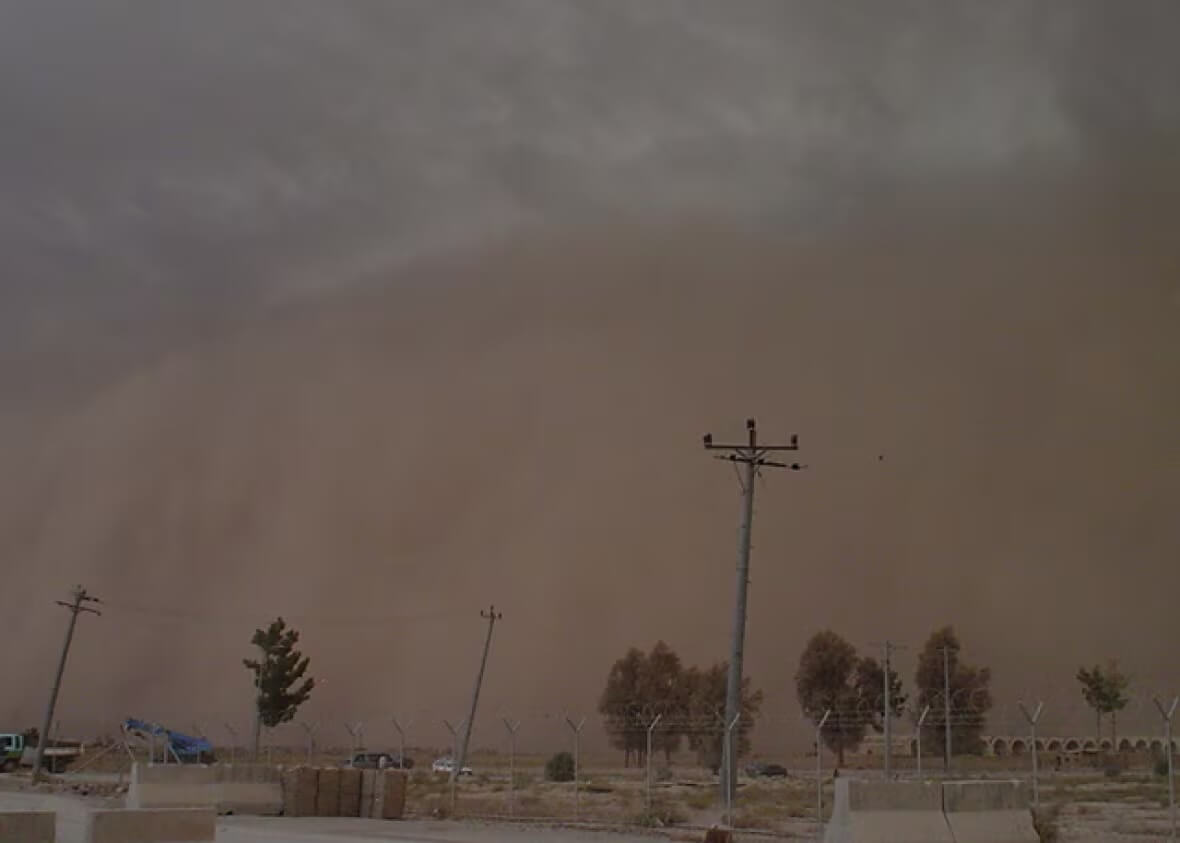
left=1, top=2, right=1178, bottom=754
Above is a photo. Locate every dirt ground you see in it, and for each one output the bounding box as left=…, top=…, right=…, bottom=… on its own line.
left=11, top=746, right=1176, bottom=841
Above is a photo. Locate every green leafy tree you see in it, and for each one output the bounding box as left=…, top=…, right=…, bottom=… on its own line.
left=1077, top=661, right=1130, bottom=745
left=855, top=656, right=908, bottom=734
left=683, top=662, right=763, bottom=771
left=639, top=641, right=688, bottom=761
left=243, top=617, right=315, bottom=758
left=796, top=630, right=867, bottom=764
left=913, top=626, right=992, bottom=757
left=598, top=647, right=646, bottom=766
left=598, top=642, right=687, bottom=766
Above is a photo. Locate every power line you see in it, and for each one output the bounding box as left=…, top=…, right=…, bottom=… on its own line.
left=703, top=417, right=801, bottom=808
left=33, top=585, right=101, bottom=781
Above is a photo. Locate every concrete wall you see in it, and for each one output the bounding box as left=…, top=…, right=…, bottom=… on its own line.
left=824, top=780, right=953, bottom=843
left=86, top=809, right=214, bottom=843
left=127, top=763, right=281, bottom=815
left=0, top=811, right=55, bottom=842
left=942, top=780, right=1037, bottom=843
left=824, top=779, right=1037, bottom=843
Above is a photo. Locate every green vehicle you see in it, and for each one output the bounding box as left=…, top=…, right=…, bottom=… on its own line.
left=0, top=734, right=24, bottom=772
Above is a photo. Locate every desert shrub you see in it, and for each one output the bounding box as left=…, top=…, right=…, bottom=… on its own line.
left=1033, top=804, right=1060, bottom=843
left=545, top=751, right=575, bottom=782
left=632, top=802, right=687, bottom=827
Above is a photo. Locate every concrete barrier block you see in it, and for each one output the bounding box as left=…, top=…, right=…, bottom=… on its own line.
left=86, top=809, right=215, bottom=843
left=338, top=768, right=362, bottom=817
left=360, top=770, right=377, bottom=819
left=942, top=780, right=1037, bottom=843
left=824, top=779, right=953, bottom=843
left=212, top=765, right=282, bottom=815
left=127, top=764, right=216, bottom=810
left=281, top=767, right=319, bottom=817
left=0, top=811, right=55, bottom=842
left=315, top=768, right=340, bottom=817
left=378, top=770, right=407, bottom=820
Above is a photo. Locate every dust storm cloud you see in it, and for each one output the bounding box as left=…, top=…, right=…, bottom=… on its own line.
left=1, top=2, right=1178, bottom=749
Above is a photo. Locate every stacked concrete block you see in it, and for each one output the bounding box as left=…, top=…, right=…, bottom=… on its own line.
left=338, top=768, right=363, bottom=817
left=280, top=767, right=319, bottom=818
left=314, top=767, right=341, bottom=817
left=359, top=770, right=378, bottom=819
left=379, top=770, right=408, bottom=820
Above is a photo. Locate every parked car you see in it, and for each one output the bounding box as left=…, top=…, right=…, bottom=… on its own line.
left=431, top=757, right=473, bottom=776
left=745, top=762, right=789, bottom=778
left=345, top=751, right=414, bottom=770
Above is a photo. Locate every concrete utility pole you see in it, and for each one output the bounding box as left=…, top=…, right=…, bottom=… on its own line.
left=942, top=646, right=953, bottom=772
left=33, top=585, right=101, bottom=781
left=703, top=418, right=801, bottom=804
left=454, top=605, right=501, bottom=782
left=870, top=640, right=904, bottom=778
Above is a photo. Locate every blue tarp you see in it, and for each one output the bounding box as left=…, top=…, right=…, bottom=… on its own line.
left=123, top=718, right=213, bottom=759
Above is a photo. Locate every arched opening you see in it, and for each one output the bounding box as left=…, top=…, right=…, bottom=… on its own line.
left=1100, top=739, right=1113, bottom=751
left=1064, top=740, right=1081, bottom=752
left=1084, top=740, right=1097, bottom=752
left=1118, top=739, right=1132, bottom=752
left=1035, top=739, right=1046, bottom=752
left=1150, top=740, right=1163, bottom=753
left=992, top=739, right=1008, bottom=757
left=1135, top=740, right=1148, bottom=752
left=1046, top=740, right=1062, bottom=752
left=1011, top=740, right=1027, bottom=756
left=909, top=740, right=918, bottom=757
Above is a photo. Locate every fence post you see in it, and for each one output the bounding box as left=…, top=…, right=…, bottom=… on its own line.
left=646, top=714, right=663, bottom=815
left=816, top=709, right=831, bottom=838
left=1018, top=701, right=1044, bottom=809
left=503, top=718, right=520, bottom=817
left=1154, top=697, right=1178, bottom=842
left=565, top=716, right=586, bottom=821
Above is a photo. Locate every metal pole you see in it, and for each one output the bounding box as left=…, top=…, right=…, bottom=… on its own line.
left=252, top=644, right=265, bottom=762
left=299, top=721, right=318, bottom=765
left=503, top=719, right=520, bottom=817
left=566, top=717, right=585, bottom=821
left=392, top=717, right=410, bottom=770
left=883, top=642, right=892, bottom=779
left=723, top=713, right=740, bottom=827
left=1018, top=701, right=1044, bottom=809
left=443, top=718, right=466, bottom=814
left=816, top=709, right=831, bottom=834
left=943, top=646, right=952, bottom=772
left=33, top=586, right=101, bottom=781
left=646, top=714, right=662, bottom=814
left=1155, top=696, right=1178, bottom=842
left=224, top=724, right=238, bottom=765
left=455, top=606, right=502, bottom=784
left=916, top=706, right=930, bottom=779
left=703, top=419, right=800, bottom=804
